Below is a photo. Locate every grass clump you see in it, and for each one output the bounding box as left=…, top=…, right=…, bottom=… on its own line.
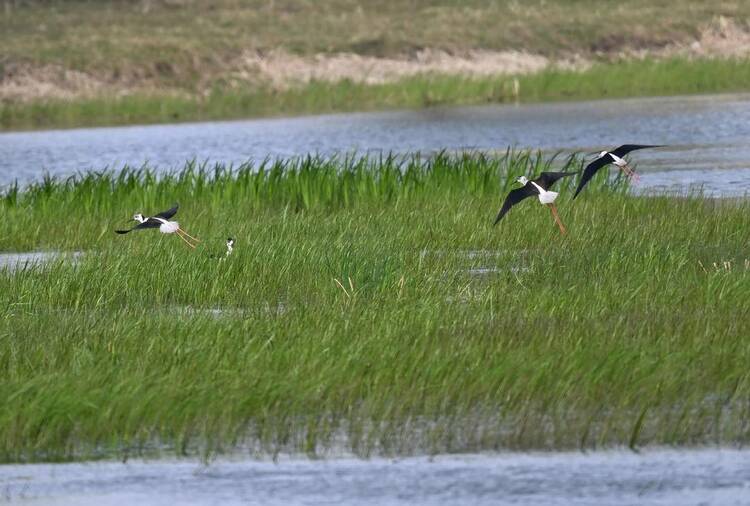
left=1, top=151, right=749, bottom=462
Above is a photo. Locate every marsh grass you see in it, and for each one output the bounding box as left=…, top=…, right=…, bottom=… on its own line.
left=1, top=151, right=750, bottom=462
left=4, top=58, right=750, bottom=130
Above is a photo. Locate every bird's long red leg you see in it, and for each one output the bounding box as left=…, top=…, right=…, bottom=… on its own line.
left=547, top=204, right=567, bottom=235
left=178, top=228, right=201, bottom=243
left=175, top=228, right=198, bottom=246
left=622, top=164, right=640, bottom=184
left=175, top=230, right=197, bottom=249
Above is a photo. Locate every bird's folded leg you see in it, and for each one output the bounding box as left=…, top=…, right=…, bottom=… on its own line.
left=547, top=204, right=567, bottom=235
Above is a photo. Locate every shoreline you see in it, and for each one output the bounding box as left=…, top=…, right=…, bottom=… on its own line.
left=4, top=57, right=750, bottom=132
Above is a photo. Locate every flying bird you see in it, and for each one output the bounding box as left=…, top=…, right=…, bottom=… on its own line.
left=115, top=204, right=201, bottom=249
left=494, top=171, right=577, bottom=234
left=573, top=144, right=662, bottom=199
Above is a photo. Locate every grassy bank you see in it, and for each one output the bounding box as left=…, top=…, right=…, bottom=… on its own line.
left=1, top=152, right=750, bottom=462
left=4, top=57, right=750, bottom=130
left=3, top=1, right=745, bottom=70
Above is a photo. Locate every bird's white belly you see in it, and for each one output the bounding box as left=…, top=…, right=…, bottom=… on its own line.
left=537, top=191, right=558, bottom=205
left=159, top=221, right=179, bottom=234
left=611, top=154, right=627, bottom=166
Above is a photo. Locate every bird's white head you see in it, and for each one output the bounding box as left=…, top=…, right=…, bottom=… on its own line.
left=132, top=213, right=146, bottom=223
left=516, top=176, right=529, bottom=186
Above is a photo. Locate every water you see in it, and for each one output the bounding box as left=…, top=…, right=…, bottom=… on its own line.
left=2, top=449, right=749, bottom=505
left=3, top=93, right=750, bottom=195
left=0, top=251, right=82, bottom=272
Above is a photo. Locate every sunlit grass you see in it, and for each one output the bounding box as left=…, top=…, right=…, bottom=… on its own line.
left=1, top=151, right=749, bottom=462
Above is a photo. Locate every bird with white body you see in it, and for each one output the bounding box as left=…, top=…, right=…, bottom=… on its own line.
left=115, top=204, right=201, bottom=248
left=494, top=171, right=577, bottom=234
left=573, top=144, right=663, bottom=199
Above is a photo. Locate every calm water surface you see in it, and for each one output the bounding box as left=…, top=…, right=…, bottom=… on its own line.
left=2, top=94, right=750, bottom=195
left=2, top=449, right=749, bottom=505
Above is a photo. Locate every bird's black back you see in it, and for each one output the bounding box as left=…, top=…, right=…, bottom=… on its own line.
left=535, top=171, right=577, bottom=190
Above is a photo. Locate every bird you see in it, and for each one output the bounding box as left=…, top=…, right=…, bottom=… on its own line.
left=493, top=171, right=577, bottom=234
left=115, top=204, right=201, bottom=249
left=573, top=144, right=662, bottom=199
left=210, top=238, right=235, bottom=259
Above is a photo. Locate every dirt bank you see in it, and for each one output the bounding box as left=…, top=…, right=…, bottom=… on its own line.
left=2, top=16, right=749, bottom=103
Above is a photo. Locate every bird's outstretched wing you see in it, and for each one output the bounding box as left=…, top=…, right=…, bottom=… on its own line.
left=573, top=156, right=613, bottom=199
left=610, top=144, right=662, bottom=158
left=537, top=171, right=577, bottom=189
left=115, top=219, right=162, bottom=234
left=493, top=186, right=536, bottom=225
left=154, top=205, right=178, bottom=220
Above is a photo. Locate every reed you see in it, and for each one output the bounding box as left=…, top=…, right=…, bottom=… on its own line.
left=1, top=151, right=749, bottom=462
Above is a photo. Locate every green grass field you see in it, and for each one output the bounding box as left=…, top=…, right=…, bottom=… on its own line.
left=1, top=152, right=749, bottom=462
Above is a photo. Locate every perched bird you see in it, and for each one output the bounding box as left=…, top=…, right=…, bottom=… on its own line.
left=573, top=144, right=662, bottom=199
left=115, top=204, right=201, bottom=249
left=493, top=171, right=577, bottom=234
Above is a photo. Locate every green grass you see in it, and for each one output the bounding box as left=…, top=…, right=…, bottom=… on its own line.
left=4, top=57, right=750, bottom=130
left=1, top=151, right=750, bottom=463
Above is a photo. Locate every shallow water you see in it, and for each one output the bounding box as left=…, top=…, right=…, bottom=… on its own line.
left=3, top=94, right=750, bottom=195
left=0, top=251, right=81, bottom=272
left=2, top=449, right=749, bottom=505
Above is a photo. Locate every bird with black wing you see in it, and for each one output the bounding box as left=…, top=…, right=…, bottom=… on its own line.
left=573, top=144, right=663, bottom=199
left=494, top=171, right=577, bottom=235
left=115, top=204, right=201, bottom=249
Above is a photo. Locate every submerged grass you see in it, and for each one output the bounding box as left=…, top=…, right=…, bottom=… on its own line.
left=4, top=57, right=750, bottom=130
left=1, top=151, right=750, bottom=462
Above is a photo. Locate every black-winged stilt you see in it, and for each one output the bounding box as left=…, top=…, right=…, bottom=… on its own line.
left=494, top=171, right=576, bottom=234
left=115, top=204, right=201, bottom=248
left=573, top=144, right=662, bottom=199
left=211, top=238, right=235, bottom=259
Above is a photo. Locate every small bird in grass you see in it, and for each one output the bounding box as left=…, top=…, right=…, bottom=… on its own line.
left=573, top=144, right=662, bottom=199
left=115, top=204, right=201, bottom=249
left=494, top=171, right=577, bottom=234
left=211, top=238, right=235, bottom=259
